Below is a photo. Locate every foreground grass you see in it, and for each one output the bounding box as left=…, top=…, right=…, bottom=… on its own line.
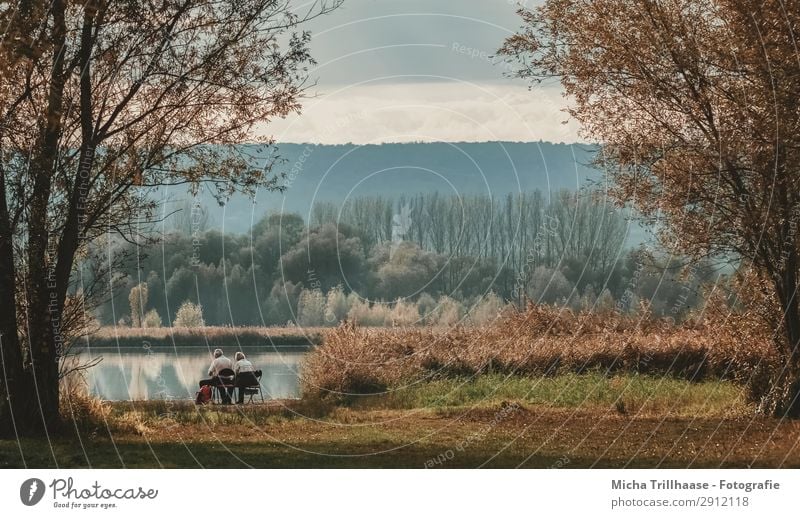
left=1, top=374, right=798, bottom=468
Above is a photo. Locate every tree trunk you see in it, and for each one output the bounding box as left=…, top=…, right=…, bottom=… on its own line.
left=15, top=0, right=70, bottom=436
left=771, top=308, right=800, bottom=418
left=766, top=368, right=800, bottom=418
left=0, top=170, right=30, bottom=438
left=26, top=150, right=63, bottom=435
left=763, top=251, right=800, bottom=418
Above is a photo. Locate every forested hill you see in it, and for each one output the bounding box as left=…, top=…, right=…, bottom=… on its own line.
left=175, top=141, right=602, bottom=234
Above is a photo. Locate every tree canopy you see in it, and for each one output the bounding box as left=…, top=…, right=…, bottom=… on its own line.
left=501, top=0, right=800, bottom=415
left=0, top=0, right=340, bottom=436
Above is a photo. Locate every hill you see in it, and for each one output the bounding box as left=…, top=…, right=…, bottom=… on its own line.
left=163, top=141, right=608, bottom=235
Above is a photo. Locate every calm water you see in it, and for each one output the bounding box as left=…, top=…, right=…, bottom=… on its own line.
left=79, top=346, right=306, bottom=401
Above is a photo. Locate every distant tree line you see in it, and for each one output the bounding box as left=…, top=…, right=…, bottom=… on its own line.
left=93, top=190, right=719, bottom=327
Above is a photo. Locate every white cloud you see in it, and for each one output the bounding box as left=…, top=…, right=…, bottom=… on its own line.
left=259, top=81, right=583, bottom=144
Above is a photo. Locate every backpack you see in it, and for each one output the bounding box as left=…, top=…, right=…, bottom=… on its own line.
left=195, top=385, right=212, bottom=405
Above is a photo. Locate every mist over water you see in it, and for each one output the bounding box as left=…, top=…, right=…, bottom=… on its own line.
left=80, top=347, right=305, bottom=401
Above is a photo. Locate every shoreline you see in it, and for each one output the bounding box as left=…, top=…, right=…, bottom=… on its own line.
left=84, top=326, right=324, bottom=348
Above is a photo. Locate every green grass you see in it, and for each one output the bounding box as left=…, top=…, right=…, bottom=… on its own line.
left=353, top=372, right=750, bottom=417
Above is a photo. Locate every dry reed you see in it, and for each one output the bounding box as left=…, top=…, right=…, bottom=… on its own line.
left=301, top=304, right=777, bottom=402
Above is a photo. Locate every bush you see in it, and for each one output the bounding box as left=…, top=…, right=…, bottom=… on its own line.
left=527, top=266, right=574, bottom=304
left=416, top=292, right=437, bottom=321
left=388, top=298, right=420, bottom=326
left=430, top=296, right=464, bottom=326
left=596, top=288, right=616, bottom=316
left=143, top=309, right=162, bottom=328
left=466, top=292, right=505, bottom=326
left=347, top=298, right=391, bottom=326
left=297, top=289, right=326, bottom=327
left=325, top=285, right=349, bottom=324
left=173, top=301, right=205, bottom=328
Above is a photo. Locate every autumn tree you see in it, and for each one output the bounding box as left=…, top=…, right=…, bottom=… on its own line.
left=501, top=0, right=800, bottom=415
left=0, top=0, right=340, bottom=436
left=129, top=283, right=148, bottom=327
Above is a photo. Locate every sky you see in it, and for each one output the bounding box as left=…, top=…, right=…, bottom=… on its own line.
left=263, top=0, right=582, bottom=144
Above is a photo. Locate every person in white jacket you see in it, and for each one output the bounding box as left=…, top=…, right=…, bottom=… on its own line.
left=199, top=349, right=234, bottom=403
left=208, top=348, right=233, bottom=376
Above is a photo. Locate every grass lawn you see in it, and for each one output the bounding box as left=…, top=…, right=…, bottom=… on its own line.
left=2, top=373, right=799, bottom=468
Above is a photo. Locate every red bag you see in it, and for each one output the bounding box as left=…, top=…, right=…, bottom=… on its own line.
left=195, top=385, right=212, bottom=405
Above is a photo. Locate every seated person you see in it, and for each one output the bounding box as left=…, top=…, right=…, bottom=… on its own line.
left=199, top=349, right=234, bottom=403
left=233, top=352, right=258, bottom=404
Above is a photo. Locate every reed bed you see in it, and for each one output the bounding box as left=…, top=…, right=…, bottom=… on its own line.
left=87, top=326, right=323, bottom=348
left=301, top=305, right=777, bottom=402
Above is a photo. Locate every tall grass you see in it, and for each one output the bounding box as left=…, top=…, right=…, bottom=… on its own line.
left=105, top=398, right=332, bottom=430
left=59, top=370, right=118, bottom=434
left=301, top=304, right=776, bottom=403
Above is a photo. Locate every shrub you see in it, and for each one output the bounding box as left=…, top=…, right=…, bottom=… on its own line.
left=596, top=288, right=616, bottom=316
left=297, top=289, right=326, bottom=327
left=173, top=301, right=205, bottom=328
left=466, top=292, right=505, bottom=326
left=324, top=285, right=349, bottom=324
left=527, top=266, right=574, bottom=304
left=416, top=292, right=437, bottom=321
left=347, top=298, right=391, bottom=326
left=388, top=298, right=420, bottom=326
left=143, top=309, right=162, bottom=328
left=431, top=296, right=464, bottom=326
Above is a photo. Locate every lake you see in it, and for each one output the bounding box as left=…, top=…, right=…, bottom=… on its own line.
left=79, top=346, right=307, bottom=401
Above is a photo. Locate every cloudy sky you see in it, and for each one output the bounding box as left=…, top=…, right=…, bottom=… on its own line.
left=263, top=0, right=582, bottom=144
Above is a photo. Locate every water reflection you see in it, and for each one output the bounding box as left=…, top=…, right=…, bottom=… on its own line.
left=80, top=347, right=305, bottom=400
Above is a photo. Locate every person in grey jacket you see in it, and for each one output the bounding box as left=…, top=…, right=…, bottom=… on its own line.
left=233, top=352, right=258, bottom=404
